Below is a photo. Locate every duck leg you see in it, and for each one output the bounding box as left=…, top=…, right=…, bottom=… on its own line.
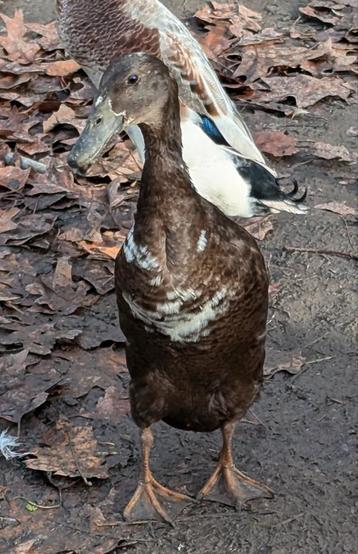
left=198, top=421, right=273, bottom=507
left=124, top=427, right=192, bottom=525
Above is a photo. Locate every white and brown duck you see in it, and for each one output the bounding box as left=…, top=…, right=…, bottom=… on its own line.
left=68, top=53, right=273, bottom=523
left=58, top=0, right=307, bottom=218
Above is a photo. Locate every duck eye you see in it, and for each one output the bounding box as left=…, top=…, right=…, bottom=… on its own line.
left=127, top=74, right=139, bottom=85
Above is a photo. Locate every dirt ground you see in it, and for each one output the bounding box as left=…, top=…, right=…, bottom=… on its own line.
left=0, top=0, right=357, bottom=553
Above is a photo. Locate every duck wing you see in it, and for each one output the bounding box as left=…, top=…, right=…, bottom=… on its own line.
left=57, top=0, right=266, bottom=165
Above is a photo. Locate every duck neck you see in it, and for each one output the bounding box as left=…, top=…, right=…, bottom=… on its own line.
left=136, top=92, right=200, bottom=222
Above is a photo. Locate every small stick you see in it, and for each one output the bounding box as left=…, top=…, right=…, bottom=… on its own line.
left=4, top=153, right=47, bottom=174
left=280, top=246, right=357, bottom=262
left=292, top=356, right=333, bottom=382
left=15, top=497, right=60, bottom=510
left=272, top=512, right=305, bottom=527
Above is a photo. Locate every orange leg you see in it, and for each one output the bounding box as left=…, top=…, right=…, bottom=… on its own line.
left=124, top=428, right=192, bottom=525
left=198, top=421, right=273, bottom=507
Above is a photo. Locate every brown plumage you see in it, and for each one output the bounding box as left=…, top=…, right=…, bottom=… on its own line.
left=68, top=53, right=273, bottom=524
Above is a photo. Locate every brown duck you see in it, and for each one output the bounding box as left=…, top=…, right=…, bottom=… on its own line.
left=69, top=53, right=273, bottom=524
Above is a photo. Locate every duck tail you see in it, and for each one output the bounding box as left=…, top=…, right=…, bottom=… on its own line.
left=260, top=181, right=308, bottom=215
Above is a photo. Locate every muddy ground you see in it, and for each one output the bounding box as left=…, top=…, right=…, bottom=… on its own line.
left=0, top=0, right=357, bottom=553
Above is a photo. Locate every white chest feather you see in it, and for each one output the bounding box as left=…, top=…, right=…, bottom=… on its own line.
left=123, top=286, right=230, bottom=344
left=123, top=227, right=160, bottom=271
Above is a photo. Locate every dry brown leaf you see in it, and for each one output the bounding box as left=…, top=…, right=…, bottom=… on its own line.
left=195, top=2, right=240, bottom=24
left=26, top=273, right=95, bottom=316
left=0, top=166, right=30, bottom=191
left=311, top=141, right=357, bottom=162
left=257, top=74, right=353, bottom=108
left=264, top=349, right=306, bottom=377
left=299, top=1, right=346, bottom=26
left=52, top=256, right=73, bottom=289
left=14, top=540, right=37, bottom=554
left=1, top=213, right=57, bottom=246
left=199, top=23, right=231, bottom=58
left=48, top=346, right=127, bottom=398
left=0, top=10, right=40, bottom=63
left=0, top=322, right=81, bottom=355
left=0, top=349, right=29, bottom=376
left=315, top=201, right=357, bottom=216
left=26, top=419, right=109, bottom=479
left=254, top=131, right=299, bottom=157
left=96, top=385, right=130, bottom=423
left=195, top=2, right=262, bottom=32
left=43, top=104, right=83, bottom=133
left=0, top=352, right=61, bottom=425
left=234, top=39, right=357, bottom=82
left=78, top=241, right=123, bottom=260
left=45, top=59, right=81, bottom=77
left=243, top=217, right=274, bottom=241
left=25, top=20, right=59, bottom=50
left=0, top=207, right=20, bottom=234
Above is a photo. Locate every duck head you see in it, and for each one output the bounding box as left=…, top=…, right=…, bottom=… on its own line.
left=68, top=53, right=175, bottom=173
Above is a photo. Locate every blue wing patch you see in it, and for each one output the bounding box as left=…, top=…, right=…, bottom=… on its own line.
left=198, top=115, right=230, bottom=147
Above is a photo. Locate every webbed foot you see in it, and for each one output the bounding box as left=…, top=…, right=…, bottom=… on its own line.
left=124, top=428, right=193, bottom=525
left=198, top=422, right=273, bottom=508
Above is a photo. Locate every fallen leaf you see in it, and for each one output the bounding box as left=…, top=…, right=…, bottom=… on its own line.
left=0, top=207, right=20, bottom=234
left=310, top=141, right=357, bottom=162
left=257, top=74, right=354, bottom=109
left=264, top=349, right=306, bottom=377
left=45, top=59, right=81, bottom=77
left=25, top=21, right=59, bottom=50
left=199, top=23, right=231, bottom=58
left=254, top=131, right=299, bottom=157
left=1, top=213, right=57, bottom=246
left=0, top=349, right=29, bottom=375
left=78, top=241, right=123, bottom=260
left=315, top=201, right=357, bottom=216
left=243, top=217, right=274, bottom=240
left=26, top=419, right=109, bottom=479
left=43, top=104, right=83, bottom=133
left=50, top=346, right=127, bottom=398
left=0, top=361, right=61, bottom=425
left=195, top=2, right=262, bottom=33
left=0, top=322, right=81, bottom=355
left=299, top=0, right=346, bottom=26
left=96, top=385, right=130, bottom=424
left=0, top=166, right=30, bottom=191
left=0, top=10, right=40, bottom=63
left=14, top=540, right=37, bottom=554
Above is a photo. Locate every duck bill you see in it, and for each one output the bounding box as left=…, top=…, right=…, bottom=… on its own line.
left=68, top=100, right=125, bottom=173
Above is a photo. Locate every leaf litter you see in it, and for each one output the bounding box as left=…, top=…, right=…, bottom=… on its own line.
left=0, top=2, right=356, bottom=552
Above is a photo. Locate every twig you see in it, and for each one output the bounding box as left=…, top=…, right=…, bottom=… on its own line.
left=303, top=333, right=329, bottom=350
left=272, top=512, right=305, bottom=527
left=95, top=519, right=154, bottom=528
left=243, top=409, right=267, bottom=429
left=292, top=355, right=333, bottom=382
left=15, top=496, right=60, bottom=510
left=281, top=246, right=357, bottom=261
left=341, top=216, right=355, bottom=252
